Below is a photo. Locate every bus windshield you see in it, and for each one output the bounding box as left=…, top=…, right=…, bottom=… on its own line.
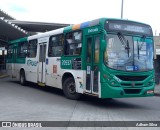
left=104, top=34, right=153, bottom=71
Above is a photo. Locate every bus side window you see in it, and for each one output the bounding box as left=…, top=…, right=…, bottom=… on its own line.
left=64, top=33, right=72, bottom=55
left=48, top=34, right=63, bottom=57
left=64, top=31, right=82, bottom=56
left=18, top=41, right=28, bottom=58
left=7, top=45, right=13, bottom=58
left=27, top=39, right=37, bottom=58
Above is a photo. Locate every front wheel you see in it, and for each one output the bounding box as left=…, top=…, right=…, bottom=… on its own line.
left=20, top=70, right=26, bottom=86
left=63, top=77, right=81, bottom=100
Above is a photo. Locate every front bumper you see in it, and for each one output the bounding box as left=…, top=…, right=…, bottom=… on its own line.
left=101, top=83, right=155, bottom=98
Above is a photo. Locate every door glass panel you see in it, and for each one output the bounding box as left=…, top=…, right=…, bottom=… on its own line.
left=87, top=38, right=92, bottom=63
left=86, top=37, right=92, bottom=91
left=43, top=45, right=46, bottom=62
left=93, top=36, right=99, bottom=93
left=94, top=37, right=100, bottom=63
left=38, top=43, right=46, bottom=83
left=93, top=66, right=98, bottom=92
left=39, top=44, right=46, bottom=62
left=39, top=45, right=43, bottom=62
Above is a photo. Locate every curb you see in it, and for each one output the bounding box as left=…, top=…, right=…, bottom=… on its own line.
left=154, top=92, right=160, bottom=96
left=154, top=93, right=160, bottom=96
left=154, top=89, right=160, bottom=97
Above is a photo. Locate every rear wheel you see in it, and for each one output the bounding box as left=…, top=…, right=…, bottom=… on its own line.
left=20, top=70, right=26, bottom=86
left=63, top=77, right=81, bottom=100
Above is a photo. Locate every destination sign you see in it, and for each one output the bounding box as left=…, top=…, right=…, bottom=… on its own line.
left=105, top=20, right=153, bottom=36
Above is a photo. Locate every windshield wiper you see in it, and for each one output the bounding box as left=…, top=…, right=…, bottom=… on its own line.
left=118, top=32, right=130, bottom=57
left=139, top=35, right=146, bottom=50
left=137, top=35, right=146, bottom=59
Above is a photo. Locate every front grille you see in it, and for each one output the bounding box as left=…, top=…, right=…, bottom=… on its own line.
left=116, top=75, right=148, bottom=81
left=121, top=83, right=131, bottom=86
left=121, top=83, right=143, bottom=87
left=124, top=89, right=141, bottom=94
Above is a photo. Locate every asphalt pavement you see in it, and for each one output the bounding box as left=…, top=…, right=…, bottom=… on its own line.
left=0, top=77, right=160, bottom=130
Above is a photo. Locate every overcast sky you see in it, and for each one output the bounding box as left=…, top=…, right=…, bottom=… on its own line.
left=0, top=0, right=159, bottom=35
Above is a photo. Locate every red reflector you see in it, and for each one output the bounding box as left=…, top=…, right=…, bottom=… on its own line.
left=147, top=90, right=154, bottom=94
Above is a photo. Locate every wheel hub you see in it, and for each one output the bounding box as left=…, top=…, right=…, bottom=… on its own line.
left=68, top=83, right=76, bottom=94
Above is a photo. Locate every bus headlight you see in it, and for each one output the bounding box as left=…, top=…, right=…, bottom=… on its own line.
left=147, top=77, right=154, bottom=86
left=103, top=74, right=120, bottom=87
left=109, top=80, right=119, bottom=87
left=111, top=81, right=115, bottom=86
left=148, top=82, right=153, bottom=86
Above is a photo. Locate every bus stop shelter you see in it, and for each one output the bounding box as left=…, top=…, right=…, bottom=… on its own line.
left=0, top=9, right=70, bottom=74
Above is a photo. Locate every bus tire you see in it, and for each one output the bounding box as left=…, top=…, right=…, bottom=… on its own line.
left=20, top=70, right=26, bottom=86
left=63, top=77, right=81, bottom=100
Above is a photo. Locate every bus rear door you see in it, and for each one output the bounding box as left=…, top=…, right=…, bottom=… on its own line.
left=38, top=42, right=47, bottom=86
left=85, top=34, right=100, bottom=95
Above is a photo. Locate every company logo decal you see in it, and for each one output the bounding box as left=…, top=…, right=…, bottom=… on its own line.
left=27, top=60, right=38, bottom=66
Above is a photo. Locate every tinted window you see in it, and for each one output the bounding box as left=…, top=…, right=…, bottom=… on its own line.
left=7, top=45, right=13, bottom=58
left=48, top=34, right=63, bottom=57
left=18, top=41, right=28, bottom=58
left=64, top=31, right=82, bottom=55
left=28, top=39, right=37, bottom=58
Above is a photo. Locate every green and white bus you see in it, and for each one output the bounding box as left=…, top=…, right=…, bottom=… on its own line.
left=6, top=18, right=155, bottom=100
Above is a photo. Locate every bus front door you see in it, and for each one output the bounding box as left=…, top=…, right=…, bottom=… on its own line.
left=38, top=43, right=46, bottom=86
left=85, top=35, right=100, bottom=95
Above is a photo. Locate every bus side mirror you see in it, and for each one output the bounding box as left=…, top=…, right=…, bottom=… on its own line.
left=101, top=40, right=106, bottom=51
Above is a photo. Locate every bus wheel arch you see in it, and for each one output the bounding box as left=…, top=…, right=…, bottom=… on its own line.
left=62, top=73, right=81, bottom=100
left=20, top=69, right=26, bottom=86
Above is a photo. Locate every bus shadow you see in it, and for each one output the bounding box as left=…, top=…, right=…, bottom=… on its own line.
left=10, top=80, right=148, bottom=109
left=79, top=95, right=148, bottom=109
left=10, top=80, right=64, bottom=97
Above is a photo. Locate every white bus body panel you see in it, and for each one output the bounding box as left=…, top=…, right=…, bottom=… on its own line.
left=28, top=28, right=64, bottom=41
left=45, top=57, right=62, bottom=88
left=25, top=28, right=64, bottom=84
left=6, top=28, right=85, bottom=94
left=25, top=57, right=38, bottom=83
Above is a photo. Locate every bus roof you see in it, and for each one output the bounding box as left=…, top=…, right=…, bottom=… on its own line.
left=10, top=18, right=152, bottom=42
left=9, top=37, right=28, bottom=44
left=28, top=18, right=104, bottom=41
left=63, top=18, right=151, bottom=32
left=28, top=28, right=64, bottom=40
